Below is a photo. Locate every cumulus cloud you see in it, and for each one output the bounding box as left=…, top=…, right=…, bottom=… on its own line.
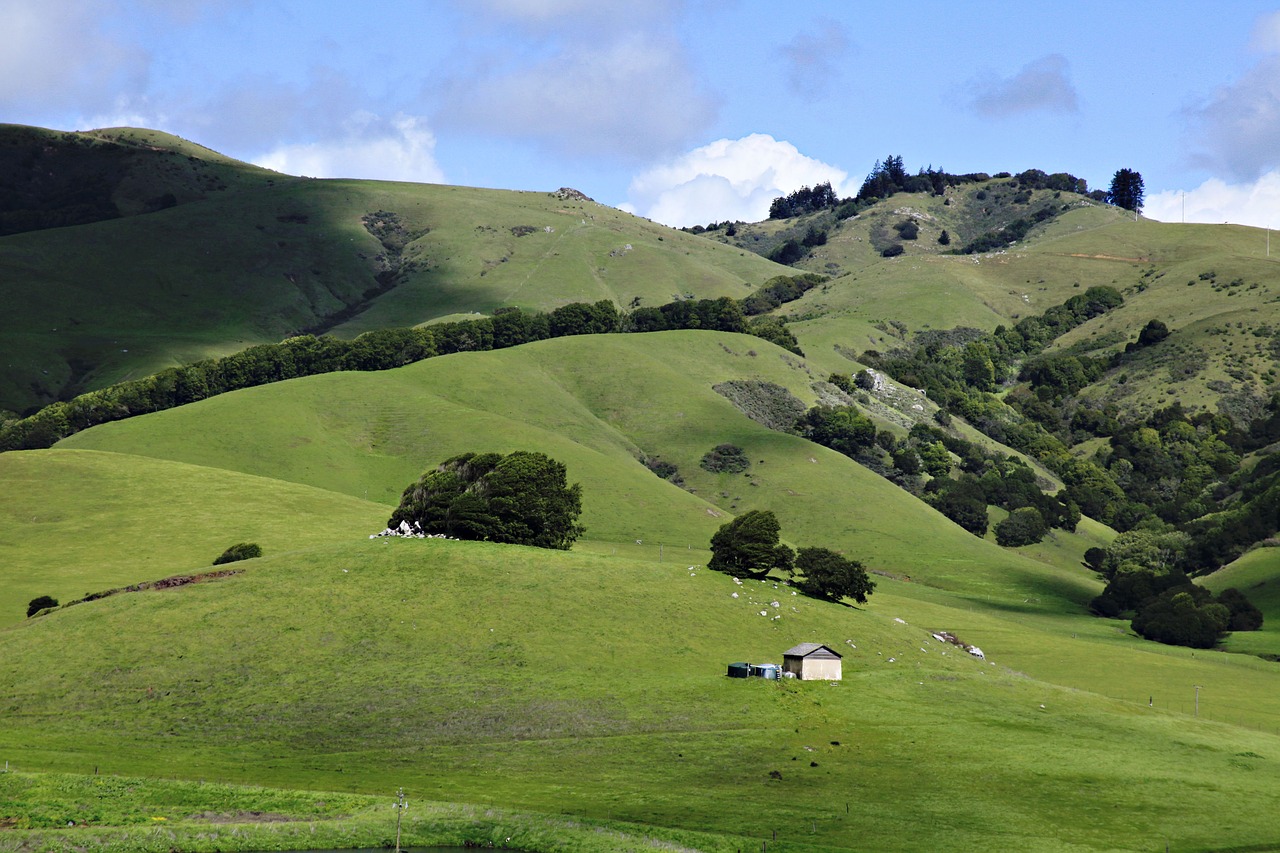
left=780, top=19, right=850, bottom=100
left=1145, top=171, right=1280, bottom=229
left=254, top=114, right=445, bottom=184
left=1184, top=31, right=1280, bottom=181
left=0, top=0, right=148, bottom=109
left=621, top=133, right=852, bottom=228
left=968, top=54, right=1079, bottom=118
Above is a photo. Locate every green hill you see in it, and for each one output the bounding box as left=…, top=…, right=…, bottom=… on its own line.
left=0, top=124, right=787, bottom=415
left=0, top=448, right=387, bottom=627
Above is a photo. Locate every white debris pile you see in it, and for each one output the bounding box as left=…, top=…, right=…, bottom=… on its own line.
left=370, top=520, right=457, bottom=540
left=931, top=630, right=986, bottom=660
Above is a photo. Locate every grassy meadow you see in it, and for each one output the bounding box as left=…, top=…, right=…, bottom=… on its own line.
left=2, top=539, right=1280, bottom=852
left=6, top=131, right=1280, bottom=852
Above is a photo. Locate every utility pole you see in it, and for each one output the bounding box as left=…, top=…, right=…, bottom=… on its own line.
left=1194, top=685, right=1202, bottom=718
left=393, top=788, right=407, bottom=853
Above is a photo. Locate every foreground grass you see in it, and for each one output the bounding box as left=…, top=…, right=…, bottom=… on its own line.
left=0, top=772, right=764, bottom=853
left=4, top=539, right=1280, bottom=851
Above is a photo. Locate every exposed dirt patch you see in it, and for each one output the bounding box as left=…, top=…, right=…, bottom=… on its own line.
left=188, top=811, right=299, bottom=824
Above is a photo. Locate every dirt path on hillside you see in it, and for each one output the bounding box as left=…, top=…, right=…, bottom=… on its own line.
left=1056, top=252, right=1150, bottom=263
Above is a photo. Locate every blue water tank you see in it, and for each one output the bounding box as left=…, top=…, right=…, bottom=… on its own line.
left=751, top=663, right=781, bottom=680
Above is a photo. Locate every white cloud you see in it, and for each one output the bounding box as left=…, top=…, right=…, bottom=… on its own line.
left=254, top=114, right=445, bottom=184
left=622, top=133, right=852, bottom=228
left=1145, top=171, right=1280, bottom=229
left=968, top=54, right=1079, bottom=118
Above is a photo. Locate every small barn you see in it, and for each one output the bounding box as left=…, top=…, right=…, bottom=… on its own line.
left=783, top=643, right=843, bottom=681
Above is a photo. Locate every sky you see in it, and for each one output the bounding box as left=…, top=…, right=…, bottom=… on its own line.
left=3, top=0, right=1280, bottom=229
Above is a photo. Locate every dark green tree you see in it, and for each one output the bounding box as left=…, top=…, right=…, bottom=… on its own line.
left=994, top=507, right=1047, bottom=547
left=708, top=510, right=794, bottom=579
left=390, top=451, right=584, bottom=549
left=26, top=595, right=58, bottom=618
left=1107, top=168, right=1144, bottom=213
left=794, top=547, right=876, bottom=603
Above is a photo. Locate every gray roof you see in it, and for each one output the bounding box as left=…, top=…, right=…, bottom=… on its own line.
left=783, top=642, right=842, bottom=659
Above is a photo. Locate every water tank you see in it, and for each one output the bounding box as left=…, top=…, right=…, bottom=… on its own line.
left=727, top=662, right=751, bottom=678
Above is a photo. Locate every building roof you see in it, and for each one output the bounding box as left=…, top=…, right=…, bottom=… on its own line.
left=783, top=642, right=842, bottom=659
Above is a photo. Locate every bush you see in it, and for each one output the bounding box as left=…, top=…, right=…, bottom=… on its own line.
left=700, top=443, right=751, bottom=474
left=26, top=595, right=58, bottom=618
left=881, top=244, right=904, bottom=258
left=938, top=230, right=951, bottom=246
left=213, top=543, right=262, bottom=565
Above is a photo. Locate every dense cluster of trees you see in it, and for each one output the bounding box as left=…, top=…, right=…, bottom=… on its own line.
left=1, top=276, right=826, bottom=452
left=389, top=451, right=584, bottom=549
left=768, top=182, right=840, bottom=219
left=1086, top=529, right=1263, bottom=648
left=707, top=509, right=874, bottom=604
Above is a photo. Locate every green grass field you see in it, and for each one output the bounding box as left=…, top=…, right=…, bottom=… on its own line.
left=4, top=539, right=1280, bottom=852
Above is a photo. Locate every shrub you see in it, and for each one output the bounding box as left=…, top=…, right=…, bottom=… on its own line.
left=213, top=543, right=262, bottom=565
left=881, top=244, right=904, bottom=258
left=701, top=443, right=751, bottom=474
left=894, top=220, right=919, bottom=240
left=26, top=595, right=58, bottom=618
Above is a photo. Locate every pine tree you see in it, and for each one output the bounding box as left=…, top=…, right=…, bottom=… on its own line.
left=1107, top=168, right=1144, bottom=213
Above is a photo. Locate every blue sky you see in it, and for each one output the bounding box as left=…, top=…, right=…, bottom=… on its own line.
left=4, top=0, right=1280, bottom=228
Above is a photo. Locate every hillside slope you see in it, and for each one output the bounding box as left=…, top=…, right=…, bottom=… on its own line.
left=59, top=331, right=1093, bottom=606
left=0, top=448, right=388, bottom=626
left=0, top=124, right=787, bottom=414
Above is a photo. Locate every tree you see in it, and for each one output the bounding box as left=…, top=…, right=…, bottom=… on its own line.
left=26, top=595, right=58, bottom=618
left=994, top=507, right=1047, bottom=547
left=213, top=542, right=262, bottom=565
left=1107, top=169, right=1144, bottom=213
left=794, top=547, right=875, bottom=604
left=390, top=451, right=584, bottom=549
left=708, top=510, right=794, bottom=579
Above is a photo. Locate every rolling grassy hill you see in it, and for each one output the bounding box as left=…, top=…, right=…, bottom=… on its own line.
left=0, top=124, right=787, bottom=415
left=7, top=128, right=1280, bottom=852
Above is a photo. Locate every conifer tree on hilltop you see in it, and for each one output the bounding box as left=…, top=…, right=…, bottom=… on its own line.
left=1107, top=168, right=1144, bottom=213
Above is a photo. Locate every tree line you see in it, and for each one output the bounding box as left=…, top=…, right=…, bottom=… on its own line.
left=0, top=275, right=824, bottom=452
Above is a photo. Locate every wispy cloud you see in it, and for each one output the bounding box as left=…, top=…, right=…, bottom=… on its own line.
left=967, top=54, right=1078, bottom=118
left=622, top=133, right=851, bottom=227
left=1183, top=13, right=1280, bottom=181
left=0, top=0, right=148, bottom=111
left=438, top=2, right=715, bottom=162
left=780, top=20, right=850, bottom=101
